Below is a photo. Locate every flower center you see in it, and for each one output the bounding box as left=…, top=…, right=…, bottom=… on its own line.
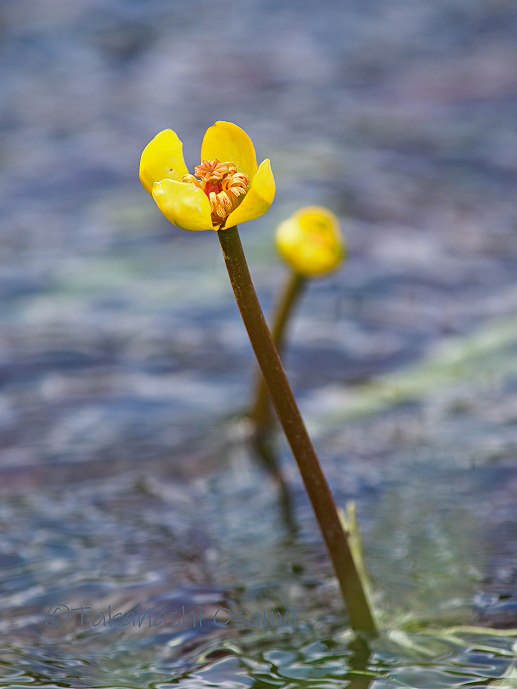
left=182, top=159, right=249, bottom=227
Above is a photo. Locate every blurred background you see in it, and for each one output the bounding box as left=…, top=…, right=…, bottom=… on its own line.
left=2, top=0, right=517, bottom=686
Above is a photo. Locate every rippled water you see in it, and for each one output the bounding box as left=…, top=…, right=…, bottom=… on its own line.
left=2, top=398, right=517, bottom=686
left=2, top=0, right=517, bottom=686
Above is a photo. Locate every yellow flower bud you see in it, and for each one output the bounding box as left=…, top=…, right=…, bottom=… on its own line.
left=275, top=206, right=346, bottom=277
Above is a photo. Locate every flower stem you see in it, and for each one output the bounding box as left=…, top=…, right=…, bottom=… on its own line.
left=250, top=270, right=306, bottom=430
left=218, top=225, right=377, bottom=635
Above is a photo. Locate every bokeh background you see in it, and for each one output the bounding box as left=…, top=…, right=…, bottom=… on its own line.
left=3, top=0, right=517, bottom=465
left=2, top=0, right=517, bottom=686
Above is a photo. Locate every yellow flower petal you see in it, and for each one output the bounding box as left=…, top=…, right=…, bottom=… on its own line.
left=224, top=159, right=275, bottom=229
left=152, top=179, right=213, bottom=231
left=139, top=129, right=189, bottom=194
left=275, top=206, right=345, bottom=277
left=201, top=121, right=258, bottom=180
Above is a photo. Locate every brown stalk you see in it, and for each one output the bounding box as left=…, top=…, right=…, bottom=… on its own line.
left=218, top=225, right=376, bottom=635
left=250, top=270, right=306, bottom=430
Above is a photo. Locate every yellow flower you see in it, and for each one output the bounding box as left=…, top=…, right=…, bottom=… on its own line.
left=275, top=206, right=346, bottom=277
left=139, top=121, right=275, bottom=231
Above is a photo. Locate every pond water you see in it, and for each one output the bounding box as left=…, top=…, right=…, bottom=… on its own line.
left=2, top=0, right=517, bottom=686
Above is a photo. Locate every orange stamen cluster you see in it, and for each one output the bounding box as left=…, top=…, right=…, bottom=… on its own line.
left=183, top=159, right=249, bottom=227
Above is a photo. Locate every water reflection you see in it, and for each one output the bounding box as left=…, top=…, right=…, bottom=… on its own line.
left=346, top=636, right=373, bottom=689
left=248, top=427, right=298, bottom=538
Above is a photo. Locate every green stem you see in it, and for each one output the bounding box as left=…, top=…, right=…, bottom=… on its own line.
left=250, top=270, right=306, bottom=429
left=218, top=225, right=377, bottom=635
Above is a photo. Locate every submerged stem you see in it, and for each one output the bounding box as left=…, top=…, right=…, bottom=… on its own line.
left=218, top=225, right=377, bottom=635
left=250, top=270, right=306, bottom=430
